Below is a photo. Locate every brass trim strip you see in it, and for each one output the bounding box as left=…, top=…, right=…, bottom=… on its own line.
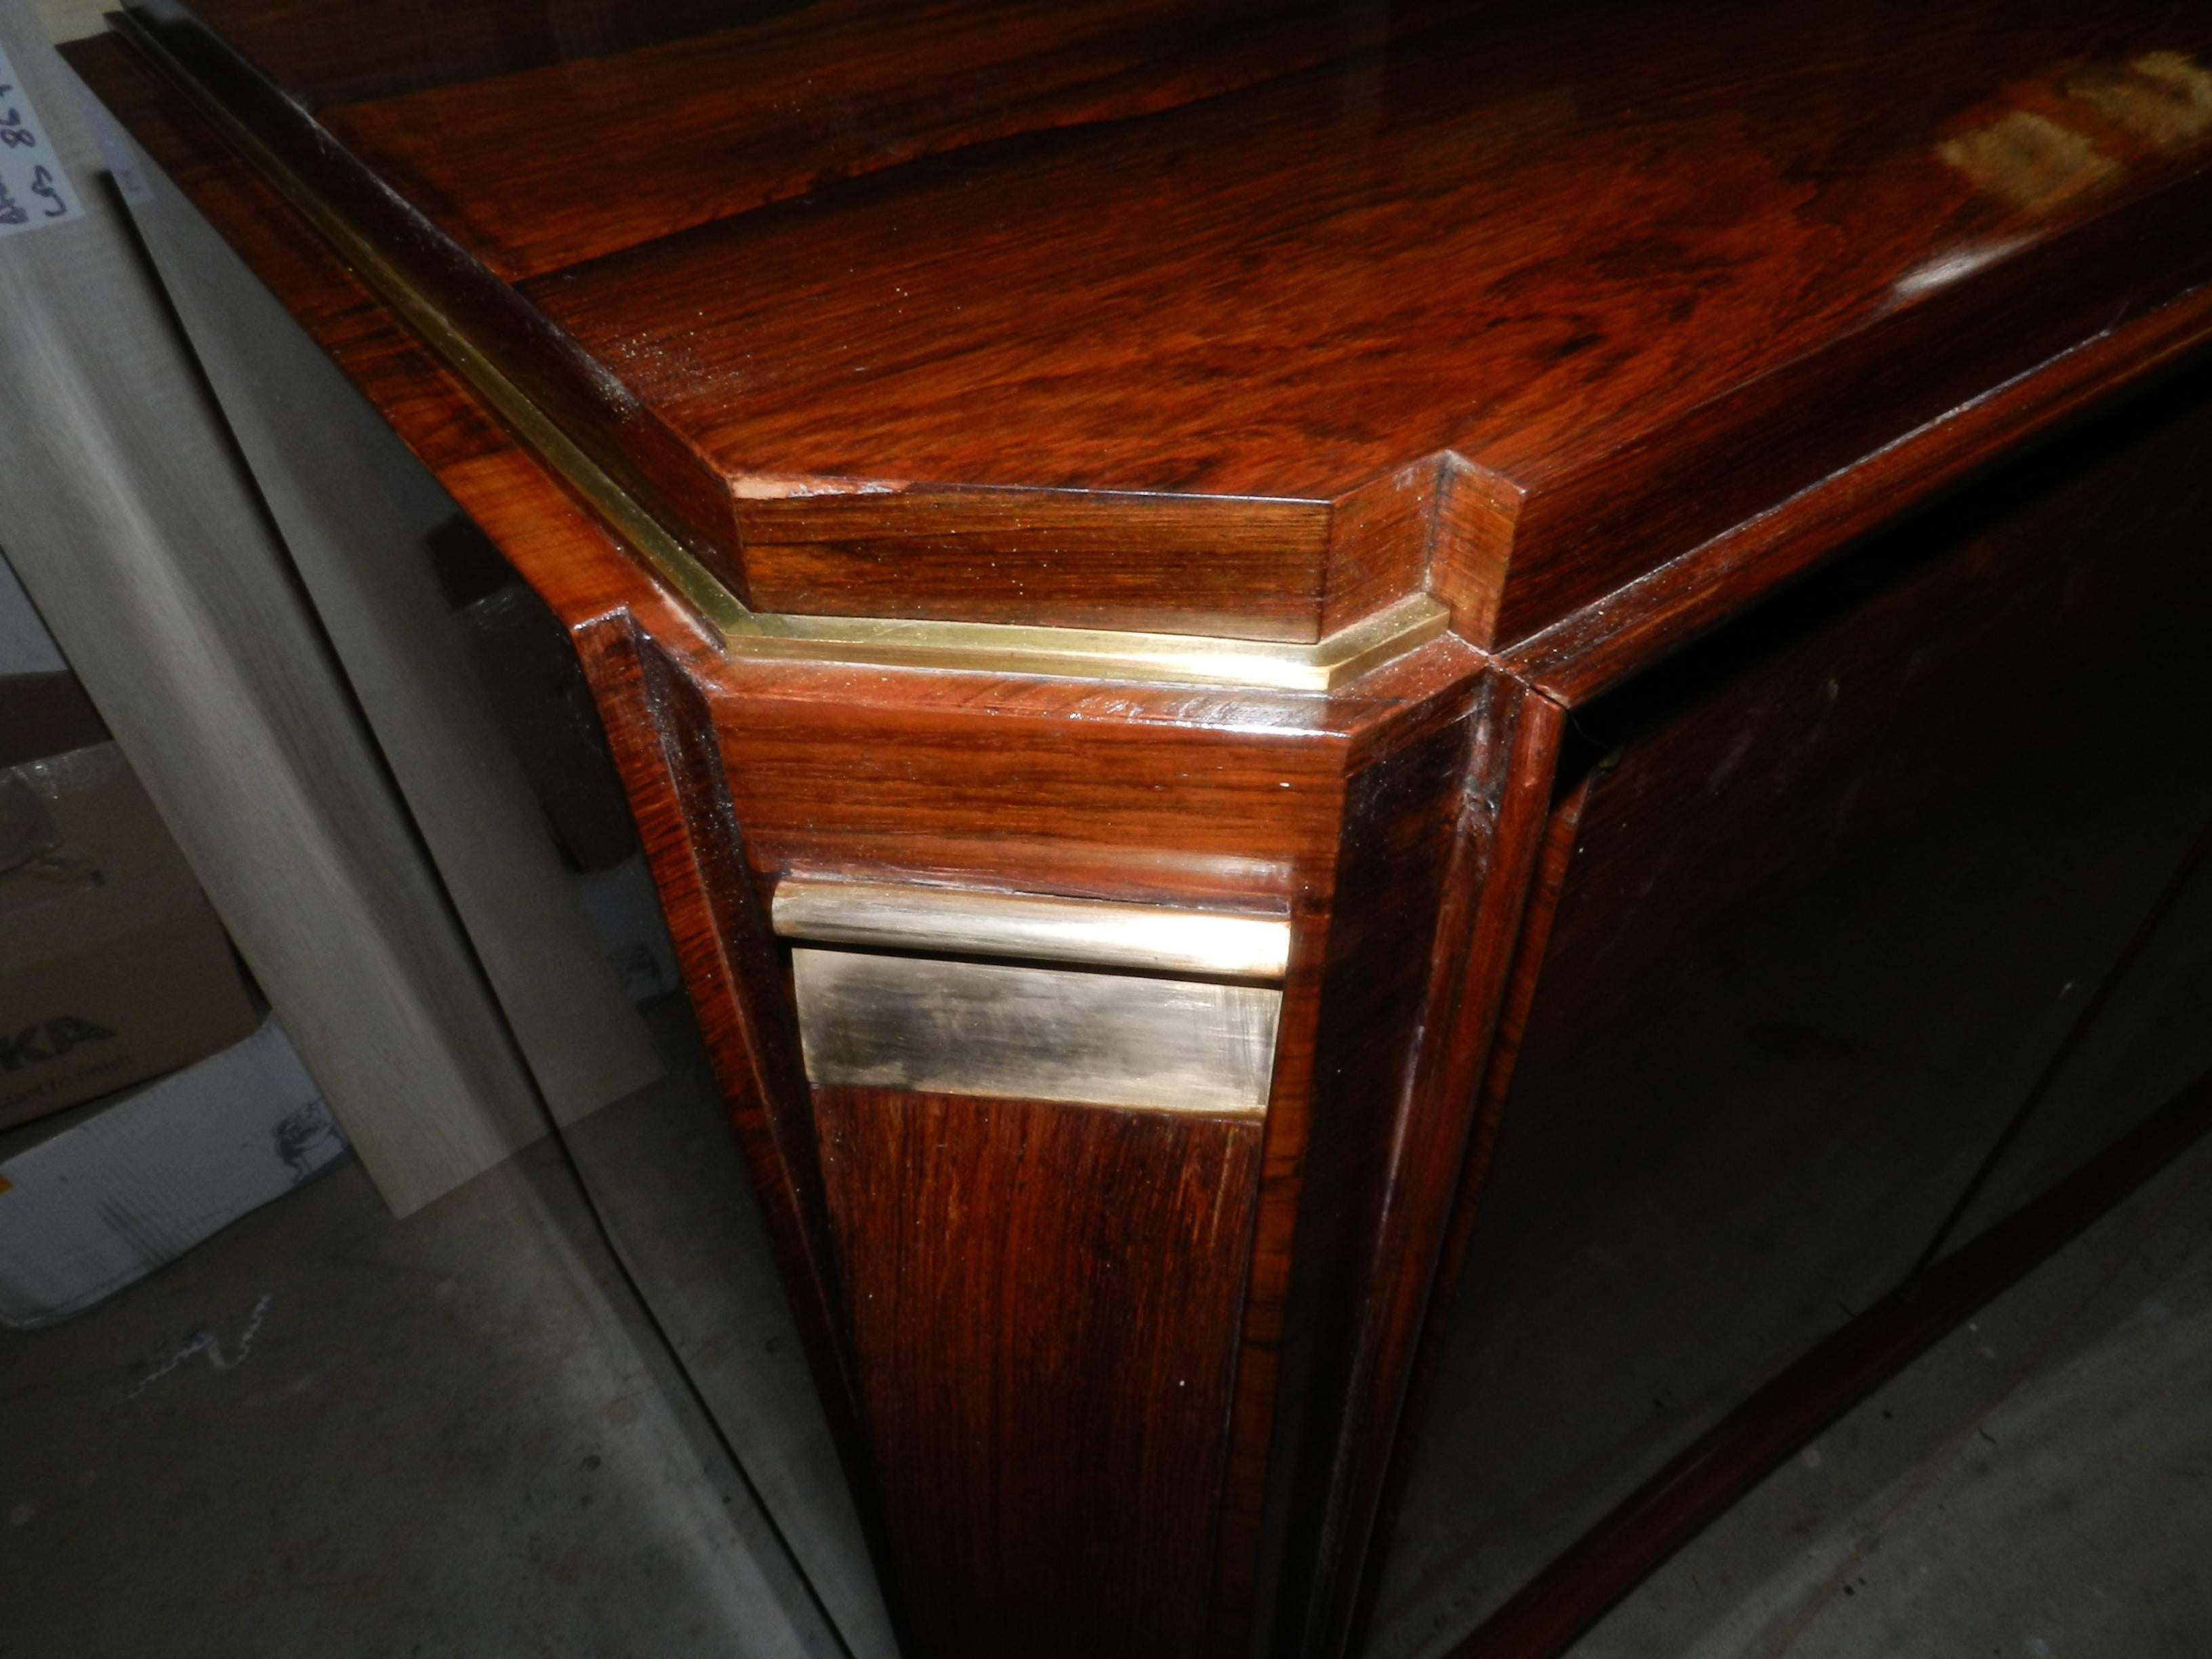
left=115, top=14, right=1448, bottom=693
left=772, top=878, right=1292, bottom=979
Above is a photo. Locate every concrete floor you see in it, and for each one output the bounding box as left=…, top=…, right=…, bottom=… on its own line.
left=3, top=1047, right=2208, bottom=1658
left=1573, top=1113, right=2212, bottom=1659
left=0, top=1135, right=838, bottom=1659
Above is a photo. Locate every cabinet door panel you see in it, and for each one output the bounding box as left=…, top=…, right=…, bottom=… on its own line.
left=1371, top=368, right=2212, bottom=1655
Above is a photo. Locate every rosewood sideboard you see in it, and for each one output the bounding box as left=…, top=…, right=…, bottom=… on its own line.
left=64, top=3, right=2212, bottom=1654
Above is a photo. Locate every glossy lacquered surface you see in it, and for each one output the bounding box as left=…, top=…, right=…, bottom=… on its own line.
left=815, top=1086, right=1263, bottom=1656
left=1370, top=368, right=2212, bottom=1656
left=125, top=0, right=2212, bottom=646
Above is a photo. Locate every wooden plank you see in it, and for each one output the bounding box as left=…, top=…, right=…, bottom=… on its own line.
left=0, top=9, right=543, bottom=1214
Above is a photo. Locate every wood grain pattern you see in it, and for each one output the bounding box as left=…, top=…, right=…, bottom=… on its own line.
left=71, top=41, right=1508, bottom=1653
left=815, top=1087, right=1264, bottom=1659
left=1226, top=683, right=1483, bottom=1658
left=1290, top=679, right=1566, bottom=1659
left=1500, top=279, right=2212, bottom=703
left=490, top=5, right=2212, bottom=646
left=195, top=0, right=1450, bottom=216
left=733, top=489, right=1340, bottom=642
left=122, top=0, right=2212, bottom=645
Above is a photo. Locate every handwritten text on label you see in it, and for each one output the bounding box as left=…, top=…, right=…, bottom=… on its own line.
left=0, top=44, right=84, bottom=239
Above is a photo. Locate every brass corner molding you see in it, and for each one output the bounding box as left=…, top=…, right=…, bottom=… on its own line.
left=772, top=877, right=1292, bottom=979
left=116, top=12, right=1448, bottom=694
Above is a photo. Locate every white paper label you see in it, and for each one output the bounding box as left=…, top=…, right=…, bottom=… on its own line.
left=0, top=43, right=85, bottom=238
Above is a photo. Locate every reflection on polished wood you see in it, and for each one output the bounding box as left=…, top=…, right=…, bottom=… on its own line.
left=119, top=0, right=2212, bottom=647
left=1368, top=371, right=2212, bottom=1656
left=68, top=3, right=2212, bottom=1655
left=108, top=5, right=1451, bottom=689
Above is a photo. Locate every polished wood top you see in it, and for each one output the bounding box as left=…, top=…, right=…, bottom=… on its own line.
left=125, top=0, right=2212, bottom=645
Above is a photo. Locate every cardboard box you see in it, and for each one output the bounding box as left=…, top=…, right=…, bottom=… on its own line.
left=0, top=1015, right=348, bottom=1327
left=1, top=727, right=258, bottom=1130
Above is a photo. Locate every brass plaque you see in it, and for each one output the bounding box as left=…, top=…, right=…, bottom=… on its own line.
left=790, top=949, right=1281, bottom=1116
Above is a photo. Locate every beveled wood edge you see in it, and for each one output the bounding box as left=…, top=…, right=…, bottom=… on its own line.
left=1214, top=674, right=1570, bottom=1657
left=75, top=28, right=1492, bottom=750
left=1210, top=679, right=1500, bottom=1659
left=107, top=7, right=2212, bottom=714
left=110, top=9, right=1450, bottom=695
left=1294, top=680, right=1570, bottom=1658
left=1345, top=758, right=1593, bottom=1655
left=1447, top=1063, right=2212, bottom=1659
left=1500, top=281, right=2212, bottom=705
